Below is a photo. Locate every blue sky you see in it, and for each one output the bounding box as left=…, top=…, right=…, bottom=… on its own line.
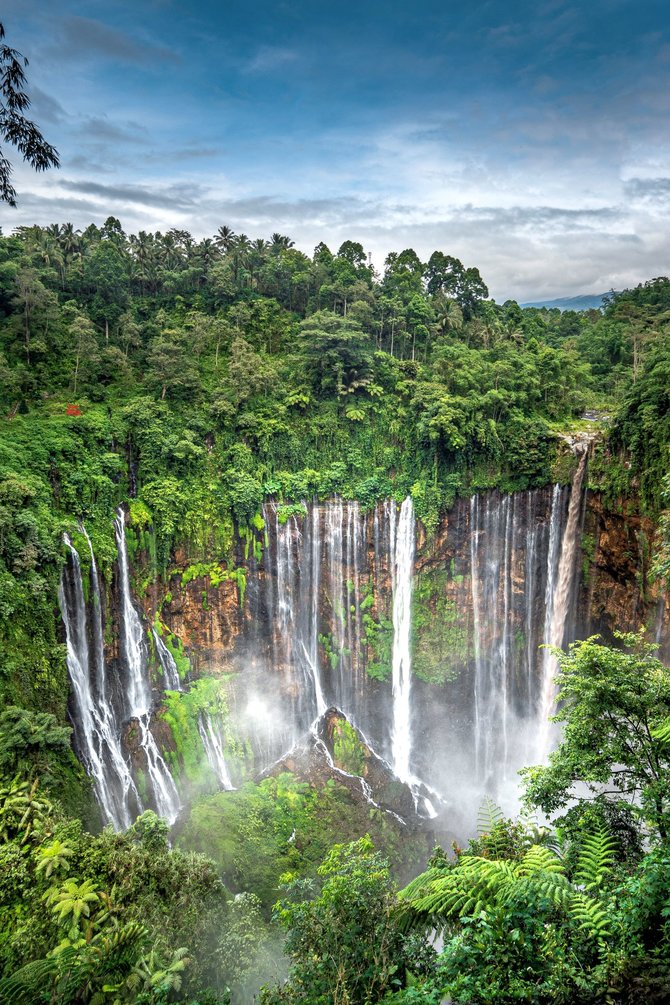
left=2, top=0, right=670, bottom=300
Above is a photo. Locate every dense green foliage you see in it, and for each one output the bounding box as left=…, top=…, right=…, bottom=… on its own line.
left=178, top=771, right=427, bottom=912
left=1, top=220, right=668, bottom=720
left=1, top=218, right=670, bottom=1001
left=260, top=837, right=429, bottom=1005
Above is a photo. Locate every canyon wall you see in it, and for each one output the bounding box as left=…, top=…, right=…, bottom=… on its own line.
left=61, top=479, right=670, bottom=833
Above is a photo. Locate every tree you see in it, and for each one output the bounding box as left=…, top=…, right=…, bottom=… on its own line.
left=399, top=824, right=622, bottom=1004
left=0, top=23, right=59, bottom=205
left=260, top=837, right=422, bottom=1004
left=523, top=634, right=670, bottom=841
left=297, top=310, right=373, bottom=397
left=68, top=313, right=100, bottom=395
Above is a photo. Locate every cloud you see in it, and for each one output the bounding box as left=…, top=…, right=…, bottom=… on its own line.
left=74, top=116, right=149, bottom=145
left=244, top=46, right=299, bottom=74
left=624, top=177, right=670, bottom=209
left=56, top=15, right=179, bottom=65
left=27, top=86, right=68, bottom=125
left=57, top=178, right=205, bottom=210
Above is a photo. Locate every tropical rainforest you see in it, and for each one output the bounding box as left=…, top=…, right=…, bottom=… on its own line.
left=0, top=218, right=669, bottom=1003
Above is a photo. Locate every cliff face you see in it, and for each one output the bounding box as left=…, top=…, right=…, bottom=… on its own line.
left=148, top=492, right=669, bottom=673
left=72, top=484, right=669, bottom=831
left=581, top=496, right=670, bottom=660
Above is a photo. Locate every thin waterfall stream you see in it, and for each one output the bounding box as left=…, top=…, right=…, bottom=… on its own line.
left=536, top=448, right=589, bottom=761
left=114, top=508, right=181, bottom=824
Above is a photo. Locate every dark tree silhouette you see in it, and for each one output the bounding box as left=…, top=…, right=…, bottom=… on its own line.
left=0, top=22, right=59, bottom=206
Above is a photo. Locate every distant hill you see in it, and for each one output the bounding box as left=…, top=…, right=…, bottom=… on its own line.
left=519, top=292, right=614, bottom=311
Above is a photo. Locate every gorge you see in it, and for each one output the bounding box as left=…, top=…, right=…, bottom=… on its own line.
left=58, top=440, right=666, bottom=837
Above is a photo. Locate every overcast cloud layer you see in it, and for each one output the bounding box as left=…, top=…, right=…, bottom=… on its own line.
left=2, top=0, right=670, bottom=301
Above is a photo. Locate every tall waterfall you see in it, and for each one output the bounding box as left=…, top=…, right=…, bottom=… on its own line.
left=114, top=508, right=180, bottom=824
left=390, top=498, right=415, bottom=783
left=536, top=449, right=589, bottom=761
left=59, top=534, right=137, bottom=830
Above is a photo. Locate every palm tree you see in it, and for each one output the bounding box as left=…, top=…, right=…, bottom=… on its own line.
left=58, top=222, right=82, bottom=268
left=230, top=233, right=251, bottom=286
left=270, top=232, right=295, bottom=254
left=214, top=224, right=236, bottom=254
left=248, top=237, right=268, bottom=287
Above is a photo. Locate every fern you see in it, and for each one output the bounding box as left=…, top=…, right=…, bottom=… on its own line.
left=569, top=891, right=612, bottom=940
left=651, top=716, right=670, bottom=747
left=518, top=844, right=565, bottom=877
left=477, top=796, right=503, bottom=837
left=400, top=827, right=616, bottom=959
left=574, top=827, right=617, bottom=891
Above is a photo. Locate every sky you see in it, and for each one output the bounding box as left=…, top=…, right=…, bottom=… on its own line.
left=2, top=0, right=670, bottom=302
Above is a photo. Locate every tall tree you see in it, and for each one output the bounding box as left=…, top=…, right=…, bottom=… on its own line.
left=0, top=23, right=59, bottom=205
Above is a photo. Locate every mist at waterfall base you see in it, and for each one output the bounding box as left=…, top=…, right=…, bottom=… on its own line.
left=227, top=481, right=587, bottom=837
left=60, top=464, right=589, bottom=838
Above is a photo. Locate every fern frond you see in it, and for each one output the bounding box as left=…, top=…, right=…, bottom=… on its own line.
left=505, top=872, right=572, bottom=908
left=569, top=891, right=611, bottom=940
left=518, top=844, right=565, bottom=877
left=477, top=796, right=503, bottom=836
left=399, top=866, right=449, bottom=900
left=0, top=955, right=58, bottom=1004
left=651, top=716, right=670, bottom=746
left=574, top=828, right=617, bottom=891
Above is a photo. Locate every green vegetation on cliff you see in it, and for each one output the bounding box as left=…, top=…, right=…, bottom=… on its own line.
left=1, top=219, right=670, bottom=1002
left=2, top=222, right=669, bottom=717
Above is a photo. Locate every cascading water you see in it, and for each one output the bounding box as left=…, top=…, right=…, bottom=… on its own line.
left=59, top=534, right=137, bottom=830
left=153, top=629, right=182, bottom=691
left=463, top=483, right=583, bottom=809
left=535, top=449, right=589, bottom=761
left=198, top=712, right=234, bottom=790
left=114, top=508, right=180, bottom=824
left=64, top=478, right=594, bottom=833
left=389, top=497, right=415, bottom=784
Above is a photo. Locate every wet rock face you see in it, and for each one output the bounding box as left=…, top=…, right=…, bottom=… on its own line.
left=580, top=495, right=670, bottom=660
left=160, top=575, right=242, bottom=673
left=149, top=492, right=668, bottom=672
left=262, top=707, right=419, bottom=824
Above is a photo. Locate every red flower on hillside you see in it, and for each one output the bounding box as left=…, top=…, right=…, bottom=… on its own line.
left=66, top=404, right=82, bottom=416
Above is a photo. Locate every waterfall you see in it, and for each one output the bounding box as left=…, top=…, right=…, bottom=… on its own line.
left=466, top=484, right=581, bottom=797
left=267, top=502, right=327, bottom=725
left=390, top=497, right=415, bottom=784
left=198, top=712, right=234, bottom=790
left=59, top=534, right=137, bottom=830
left=536, top=450, right=588, bottom=761
left=114, top=508, right=180, bottom=824
left=153, top=629, right=182, bottom=691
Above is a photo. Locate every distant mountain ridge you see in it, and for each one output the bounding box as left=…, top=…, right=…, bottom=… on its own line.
left=519, top=292, right=614, bottom=311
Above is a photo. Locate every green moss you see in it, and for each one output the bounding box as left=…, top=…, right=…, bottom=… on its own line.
left=160, top=676, right=231, bottom=790
left=581, top=531, right=597, bottom=581
left=362, top=612, right=393, bottom=682
left=331, top=718, right=366, bottom=776
left=128, top=498, right=152, bottom=528
left=179, top=561, right=247, bottom=606
left=276, top=503, right=307, bottom=525
left=318, top=632, right=340, bottom=671
left=412, top=566, right=470, bottom=685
